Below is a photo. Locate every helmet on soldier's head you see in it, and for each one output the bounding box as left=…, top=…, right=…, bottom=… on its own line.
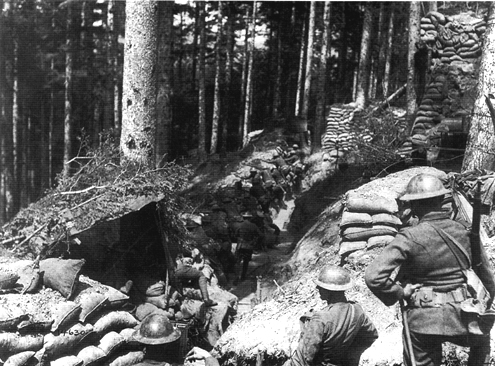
left=292, top=144, right=299, bottom=149
left=314, top=265, right=353, bottom=291
left=400, top=174, right=450, bottom=201
left=132, top=313, right=181, bottom=345
left=273, top=152, right=280, bottom=158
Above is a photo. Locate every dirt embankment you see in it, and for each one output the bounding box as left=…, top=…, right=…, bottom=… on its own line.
left=215, top=166, right=488, bottom=366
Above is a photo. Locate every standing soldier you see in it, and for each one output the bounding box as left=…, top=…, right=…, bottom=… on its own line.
left=365, top=174, right=495, bottom=366
left=234, top=212, right=263, bottom=284
left=284, top=265, right=378, bottom=366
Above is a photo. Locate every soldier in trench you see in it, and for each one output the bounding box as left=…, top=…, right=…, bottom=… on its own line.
left=365, top=174, right=495, bottom=366
left=284, top=265, right=378, bottom=366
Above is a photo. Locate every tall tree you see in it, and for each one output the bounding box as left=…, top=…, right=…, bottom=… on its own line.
left=294, top=8, right=306, bottom=117
left=314, top=1, right=331, bottom=150
left=238, top=15, right=249, bottom=148
left=222, top=3, right=234, bottom=153
left=210, top=1, right=223, bottom=155
left=301, top=1, right=315, bottom=122
left=120, top=0, right=158, bottom=167
left=272, top=7, right=283, bottom=121
left=382, top=3, right=395, bottom=97
left=156, top=0, right=174, bottom=166
left=463, top=3, right=495, bottom=171
left=355, top=4, right=373, bottom=110
left=242, top=1, right=256, bottom=147
left=407, top=1, right=420, bottom=124
left=197, top=0, right=207, bottom=160
left=62, top=1, right=75, bottom=178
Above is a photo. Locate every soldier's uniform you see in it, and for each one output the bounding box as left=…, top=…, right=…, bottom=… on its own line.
left=366, top=208, right=495, bottom=365
left=286, top=302, right=378, bottom=366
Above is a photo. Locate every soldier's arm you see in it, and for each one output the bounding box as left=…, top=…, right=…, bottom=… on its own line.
left=288, top=317, right=325, bottom=366
left=364, top=233, right=411, bottom=306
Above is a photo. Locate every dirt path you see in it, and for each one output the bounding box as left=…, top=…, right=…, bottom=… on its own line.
left=229, top=200, right=296, bottom=314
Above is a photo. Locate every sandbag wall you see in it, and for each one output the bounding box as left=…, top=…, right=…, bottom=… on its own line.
left=0, top=261, right=144, bottom=366
left=321, top=105, right=373, bottom=159
left=411, top=11, right=486, bottom=137
left=339, top=191, right=402, bottom=263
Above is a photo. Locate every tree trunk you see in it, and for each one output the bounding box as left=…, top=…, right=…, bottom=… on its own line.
left=338, top=3, right=348, bottom=103
left=191, top=3, right=199, bottom=91
left=375, top=3, right=386, bottom=99
left=301, top=1, right=316, bottom=121
left=383, top=3, right=394, bottom=97
left=272, top=17, right=282, bottom=121
left=0, top=0, right=14, bottom=222
left=104, top=0, right=116, bottom=132
left=63, top=2, right=74, bottom=178
left=295, top=10, right=306, bottom=117
left=355, top=4, right=373, bottom=110
left=197, top=0, right=207, bottom=160
left=113, top=1, right=124, bottom=132
left=429, top=2, right=437, bottom=12
left=210, top=1, right=223, bottom=155
left=156, top=0, right=174, bottom=166
left=238, top=20, right=249, bottom=148
left=120, top=0, right=158, bottom=168
left=243, top=1, right=256, bottom=147
left=463, top=4, right=495, bottom=171
left=314, top=1, right=331, bottom=150
left=407, top=1, right=420, bottom=124
left=222, top=3, right=234, bottom=153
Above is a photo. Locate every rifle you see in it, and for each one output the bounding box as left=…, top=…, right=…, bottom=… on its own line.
left=471, top=179, right=483, bottom=275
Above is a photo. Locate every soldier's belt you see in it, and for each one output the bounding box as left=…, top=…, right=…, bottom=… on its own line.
left=408, top=286, right=469, bottom=308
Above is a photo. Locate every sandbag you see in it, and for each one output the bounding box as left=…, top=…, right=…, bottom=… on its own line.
left=339, top=241, right=367, bottom=256
left=0, top=269, right=20, bottom=290
left=49, top=355, right=83, bottom=366
left=371, top=213, right=402, bottom=227
left=145, top=282, right=165, bottom=297
left=341, top=225, right=398, bottom=242
left=0, top=314, right=29, bottom=332
left=17, top=320, right=53, bottom=335
left=40, top=259, right=85, bottom=299
left=345, top=193, right=398, bottom=214
left=105, top=350, right=145, bottom=366
left=367, top=235, right=396, bottom=249
left=77, top=293, right=108, bottom=323
left=118, top=328, right=137, bottom=344
left=180, top=299, right=206, bottom=322
left=135, top=303, right=169, bottom=322
left=4, top=350, right=35, bottom=366
left=0, top=333, right=43, bottom=356
left=51, top=302, right=82, bottom=333
left=144, top=294, right=168, bottom=310
left=93, top=311, right=138, bottom=336
left=340, top=211, right=372, bottom=228
left=76, top=345, right=106, bottom=366
left=98, top=331, right=125, bottom=357
left=44, top=323, right=94, bottom=358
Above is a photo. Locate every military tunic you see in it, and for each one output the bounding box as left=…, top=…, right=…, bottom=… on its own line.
left=365, top=210, right=495, bottom=366
left=285, top=301, right=378, bottom=366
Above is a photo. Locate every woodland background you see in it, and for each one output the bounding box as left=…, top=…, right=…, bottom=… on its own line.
left=0, top=1, right=487, bottom=225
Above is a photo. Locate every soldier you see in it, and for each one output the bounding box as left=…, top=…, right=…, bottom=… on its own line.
left=284, top=265, right=378, bottom=366
left=133, top=313, right=220, bottom=366
left=233, top=212, right=263, bottom=284
left=365, top=174, right=495, bottom=366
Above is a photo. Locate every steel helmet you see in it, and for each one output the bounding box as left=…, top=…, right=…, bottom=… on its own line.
left=314, top=265, right=353, bottom=291
left=132, top=313, right=181, bottom=345
left=400, top=174, right=450, bottom=201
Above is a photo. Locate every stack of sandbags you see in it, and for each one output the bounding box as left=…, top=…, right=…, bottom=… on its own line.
left=0, top=259, right=143, bottom=366
left=412, top=11, right=486, bottom=137
left=322, top=105, right=373, bottom=157
left=339, top=191, right=402, bottom=263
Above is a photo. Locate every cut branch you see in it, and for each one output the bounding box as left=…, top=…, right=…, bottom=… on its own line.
left=58, top=185, right=109, bottom=195
left=367, top=83, right=407, bottom=117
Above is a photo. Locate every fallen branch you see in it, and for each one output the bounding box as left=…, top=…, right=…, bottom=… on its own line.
left=367, top=83, right=407, bottom=117
left=273, top=280, right=286, bottom=296
left=14, top=224, right=48, bottom=249
left=1, top=235, right=26, bottom=246
left=72, top=194, right=104, bottom=210
left=58, top=185, right=109, bottom=195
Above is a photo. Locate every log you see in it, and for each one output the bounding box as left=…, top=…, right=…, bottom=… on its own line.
left=368, top=84, right=407, bottom=116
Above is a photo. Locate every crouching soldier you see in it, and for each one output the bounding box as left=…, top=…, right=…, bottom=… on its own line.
left=284, top=265, right=378, bottom=366
left=133, top=313, right=220, bottom=366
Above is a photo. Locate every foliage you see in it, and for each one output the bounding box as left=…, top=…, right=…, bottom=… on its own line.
left=1, top=130, right=193, bottom=259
